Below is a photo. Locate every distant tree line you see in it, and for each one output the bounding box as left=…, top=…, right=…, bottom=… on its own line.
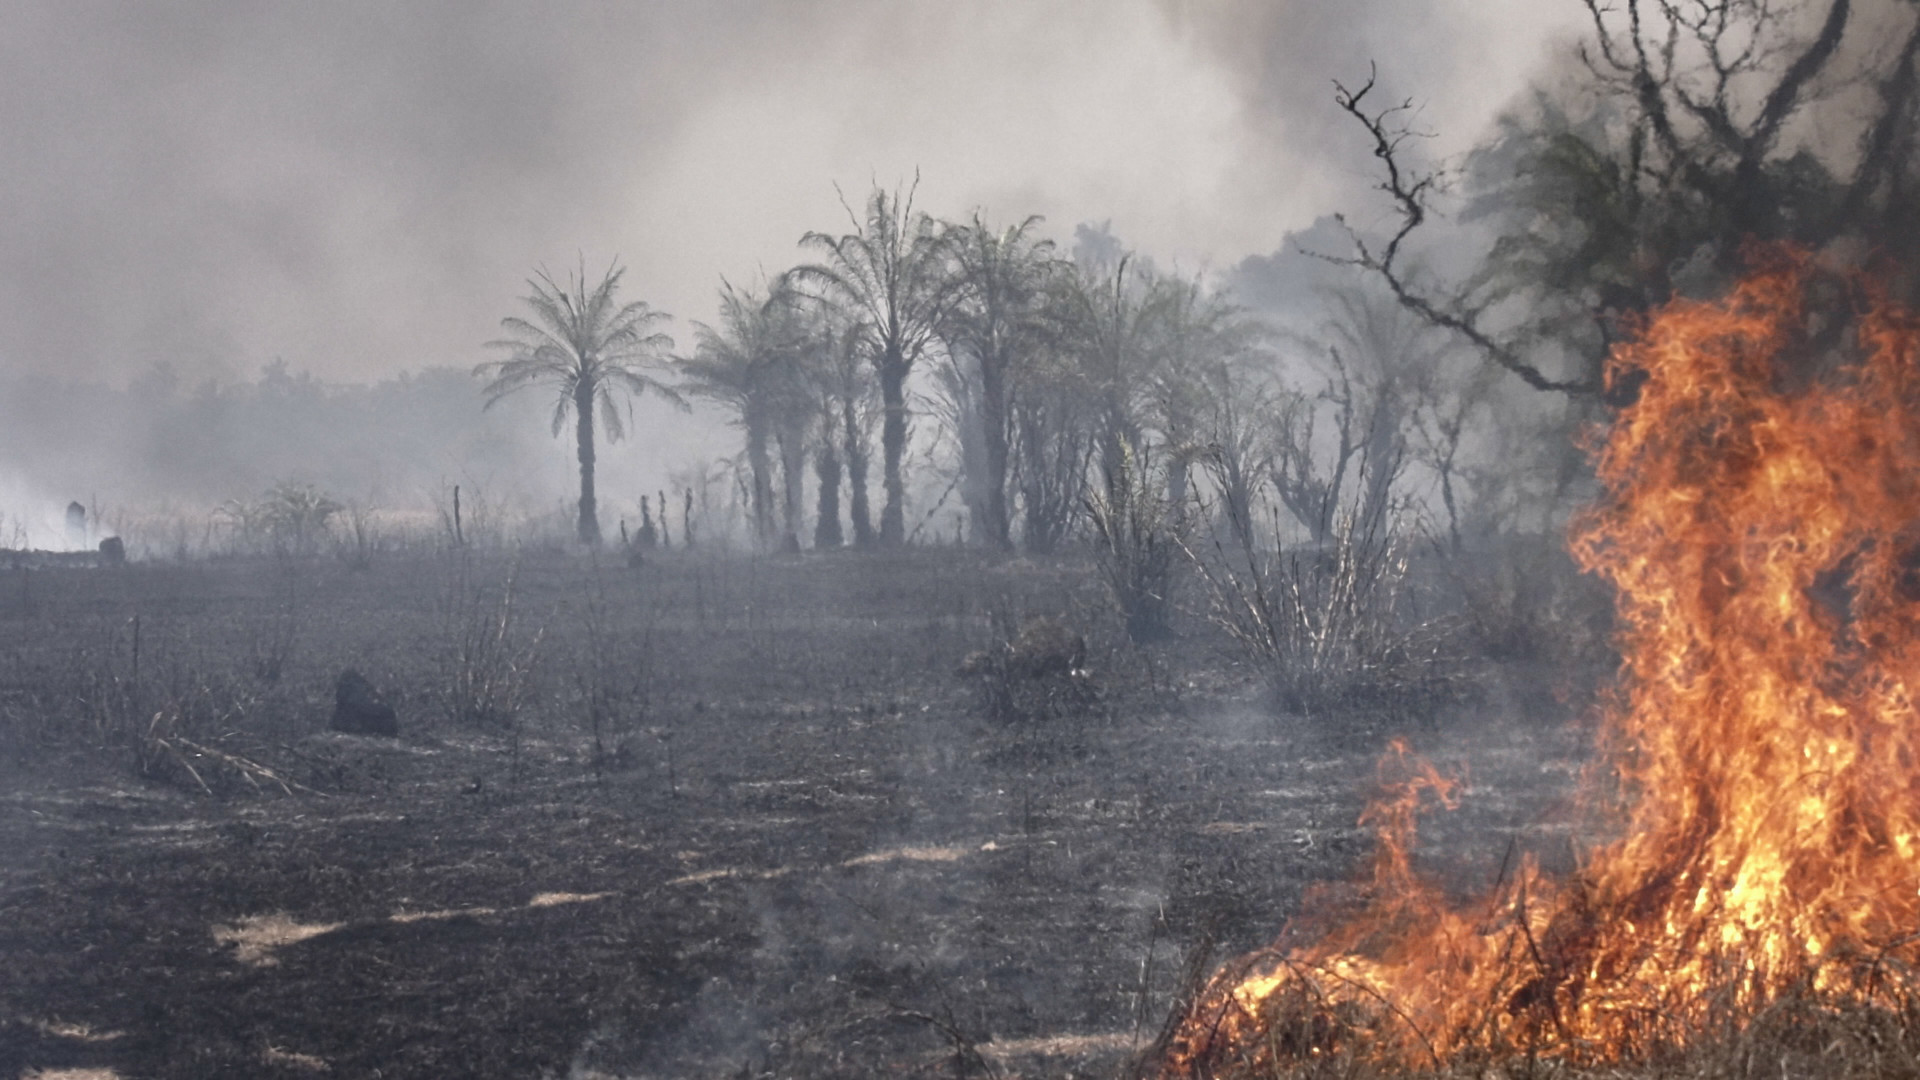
left=30, top=1, right=1898, bottom=566
left=487, top=181, right=1491, bottom=560
left=0, top=360, right=587, bottom=529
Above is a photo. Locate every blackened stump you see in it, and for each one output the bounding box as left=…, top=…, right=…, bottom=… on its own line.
left=332, top=669, right=399, bottom=737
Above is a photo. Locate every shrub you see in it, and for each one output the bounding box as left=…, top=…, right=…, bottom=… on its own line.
left=1444, top=531, right=1614, bottom=669
left=1189, top=509, right=1462, bottom=714
left=1085, top=442, right=1181, bottom=644
left=217, top=481, right=343, bottom=557
left=438, top=552, right=542, bottom=728
left=957, top=611, right=1094, bottom=722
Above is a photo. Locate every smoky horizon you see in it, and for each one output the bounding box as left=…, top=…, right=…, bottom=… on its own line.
left=0, top=1, right=1580, bottom=539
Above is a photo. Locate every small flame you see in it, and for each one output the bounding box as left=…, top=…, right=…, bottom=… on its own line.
left=1164, top=251, right=1920, bottom=1072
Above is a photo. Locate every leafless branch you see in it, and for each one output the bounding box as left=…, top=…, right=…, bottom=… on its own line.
left=1743, top=0, right=1850, bottom=167
left=1318, top=66, right=1598, bottom=396
left=1843, top=10, right=1920, bottom=223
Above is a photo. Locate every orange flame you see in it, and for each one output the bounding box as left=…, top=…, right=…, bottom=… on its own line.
left=1164, top=252, right=1920, bottom=1073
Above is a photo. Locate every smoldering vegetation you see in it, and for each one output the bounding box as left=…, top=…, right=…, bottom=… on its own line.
left=5, top=1, right=1920, bottom=1077
left=0, top=541, right=1600, bottom=1079
left=0, top=364, right=650, bottom=553
left=0, top=246, right=1614, bottom=1073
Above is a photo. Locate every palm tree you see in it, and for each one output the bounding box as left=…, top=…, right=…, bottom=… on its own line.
left=477, top=260, right=678, bottom=546
left=1049, top=253, right=1163, bottom=503
left=678, top=278, right=807, bottom=551
left=1143, top=274, right=1264, bottom=513
left=793, top=179, right=955, bottom=547
left=809, top=312, right=878, bottom=547
left=944, top=212, right=1059, bottom=550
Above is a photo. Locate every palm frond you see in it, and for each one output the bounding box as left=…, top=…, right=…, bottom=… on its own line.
left=481, top=258, right=676, bottom=429
left=597, top=385, right=627, bottom=442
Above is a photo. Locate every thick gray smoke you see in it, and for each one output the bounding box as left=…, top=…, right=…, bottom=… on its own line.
left=0, top=1, right=1577, bottom=532
left=0, top=1, right=732, bottom=385
left=1161, top=0, right=1580, bottom=232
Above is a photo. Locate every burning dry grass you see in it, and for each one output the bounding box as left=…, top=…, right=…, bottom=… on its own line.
left=1155, top=1023, right=1920, bottom=1080
left=1157, top=253, right=1920, bottom=1075
left=1155, top=995, right=1920, bottom=1080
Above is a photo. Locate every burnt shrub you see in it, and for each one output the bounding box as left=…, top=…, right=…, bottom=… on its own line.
left=958, top=610, right=1096, bottom=723
left=1085, top=443, right=1182, bottom=644
left=1189, top=511, right=1465, bottom=715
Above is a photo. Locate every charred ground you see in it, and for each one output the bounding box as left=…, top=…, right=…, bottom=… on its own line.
left=0, top=549, right=1591, bottom=1078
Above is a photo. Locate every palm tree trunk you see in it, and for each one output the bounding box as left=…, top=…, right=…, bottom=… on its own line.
left=746, top=408, right=774, bottom=551
left=844, top=396, right=874, bottom=547
left=777, top=417, right=806, bottom=553
left=575, top=384, right=601, bottom=546
left=979, top=350, right=1012, bottom=551
left=879, top=352, right=909, bottom=546
left=814, top=410, right=843, bottom=548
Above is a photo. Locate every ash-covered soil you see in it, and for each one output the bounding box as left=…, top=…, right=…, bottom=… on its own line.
left=0, top=550, right=1592, bottom=1078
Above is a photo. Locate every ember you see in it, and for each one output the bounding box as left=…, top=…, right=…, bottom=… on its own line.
left=1162, top=252, right=1920, bottom=1074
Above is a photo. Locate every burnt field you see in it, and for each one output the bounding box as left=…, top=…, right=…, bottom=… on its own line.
left=0, top=549, right=1591, bottom=1078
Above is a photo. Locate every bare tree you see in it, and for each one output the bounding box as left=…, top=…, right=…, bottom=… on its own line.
left=477, top=260, right=679, bottom=546
left=1405, top=356, right=1498, bottom=554
left=792, top=311, right=850, bottom=550
left=1324, top=0, right=1917, bottom=396
left=1264, top=282, right=1443, bottom=545
left=1269, top=370, right=1346, bottom=547
left=929, top=351, right=990, bottom=545
left=1195, top=348, right=1284, bottom=556
left=799, top=313, right=877, bottom=548
left=772, top=375, right=810, bottom=554
left=1143, top=275, right=1266, bottom=516
left=811, top=349, right=847, bottom=550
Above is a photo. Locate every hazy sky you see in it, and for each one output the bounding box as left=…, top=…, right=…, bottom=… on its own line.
left=0, top=0, right=1582, bottom=392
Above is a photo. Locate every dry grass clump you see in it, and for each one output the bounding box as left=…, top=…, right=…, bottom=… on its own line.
left=958, top=609, right=1095, bottom=722
left=436, top=552, right=542, bottom=728
left=1188, top=511, right=1465, bottom=715
left=0, top=612, right=313, bottom=796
